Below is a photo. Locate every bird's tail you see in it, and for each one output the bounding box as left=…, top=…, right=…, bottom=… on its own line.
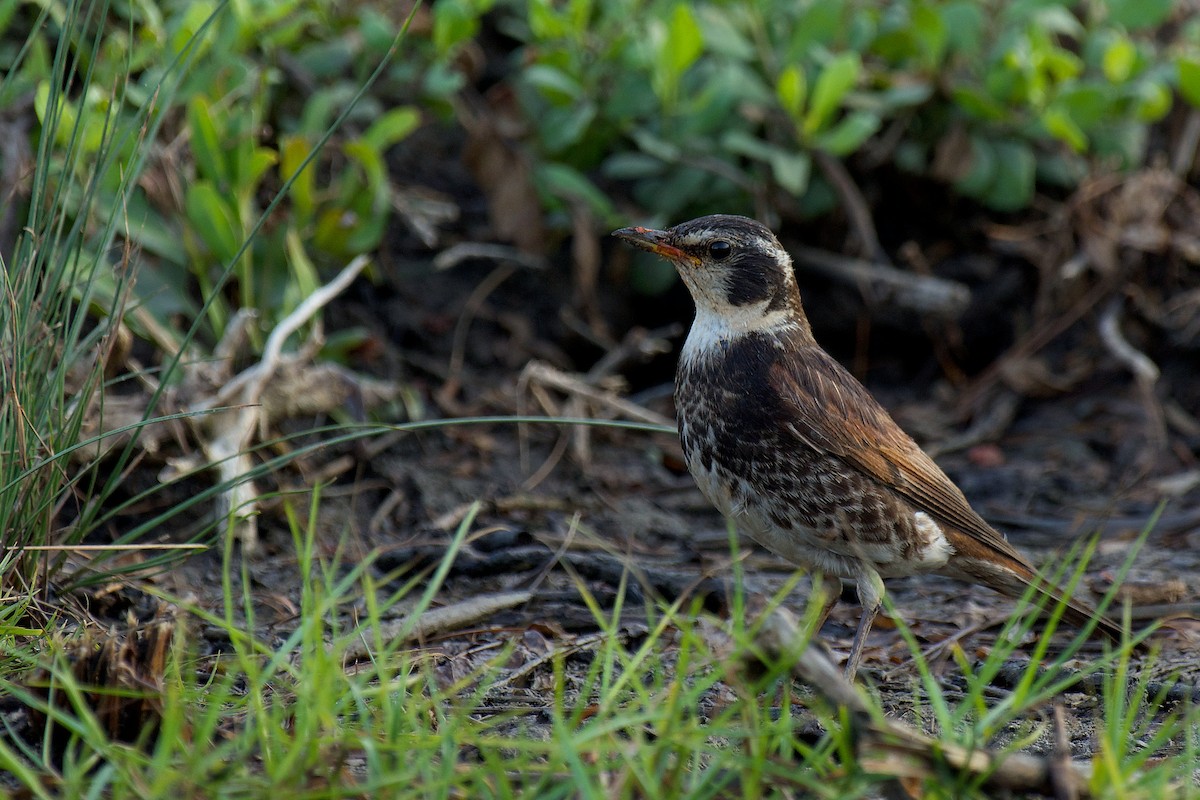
left=946, top=552, right=1133, bottom=647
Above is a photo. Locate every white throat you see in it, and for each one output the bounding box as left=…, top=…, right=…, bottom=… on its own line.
left=680, top=303, right=797, bottom=366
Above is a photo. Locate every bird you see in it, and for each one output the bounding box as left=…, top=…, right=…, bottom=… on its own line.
left=613, top=214, right=1131, bottom=678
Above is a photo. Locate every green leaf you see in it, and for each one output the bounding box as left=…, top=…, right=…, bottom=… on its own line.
left=769, top=150, right=811, bottom=195
left=1040, top=107, right=1087, bottom=152
left=281, top=135, right=316, bottom=219
left=695, top=5, right=755, bottom=60
left=34, top=82, right=78, bottom=147
left=602, top=153, right=666, bottom=180
left=812, top=111, right=880, bottom=156
left=776, top=64, right=807, bottom=122
left=950, top=85, right=1007, bottom=122
left=630, top=128, right=682, bottom=162
left=1178, top=58, right=1200, bottom=108
left=985, top=140, right=1035, bottom=212
left=528, top=0, right=567, bottom=39
left=721, top=129, right=781, bottom=162
left=344, top=139, right=388, bottom=210
left=295, top=38, right=354, bottom=79
left=314, top=207, right=359, bottom=256
left=540, top=103, right=597, bottom=152
left=911, top=3, right=948, bottom=68
left=1042, top=47, right=1083, bottom=83
left=284, top=228, right=321, bottom=313
left=237, top=147, right=278, bottom=198
left=1102, top=36, right=1137, bottom=83
left=0, top=0, right=19, bottom=31
left=187, top=96, right=227, bottom=186
left=953, top=136, right=997, bottom=199
left=787, top=2, right=843, bottom=61
left=1104, top=0, right=1172, bottom=30
left=1134, top=80, right=1171, bottom=122
left=804, top=52, right=860, bottom=137
left=941, top=1, right=983, bottom=56
left=523, top=64, right=582, bottom=103
left=536, top=162, right=616, bottom=220
left=433, top=0, right=480, bottom=54
left=363, top=107, right=421, bottom=152
left=639, top=166, right=710, bottom=217
left=874, top=82, right=934, bottom=112
left=664, top=3, right=704, bottom=78
left=185, top=181, right=242, bottom=263
left=1056, top=84, right=1109, bottom=128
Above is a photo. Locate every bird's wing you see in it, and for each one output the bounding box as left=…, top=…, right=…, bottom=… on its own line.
left=769, top=347, right=1024, bottom=563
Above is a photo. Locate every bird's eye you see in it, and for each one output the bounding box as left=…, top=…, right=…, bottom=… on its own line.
left=708, top=240, right=732, bottom=260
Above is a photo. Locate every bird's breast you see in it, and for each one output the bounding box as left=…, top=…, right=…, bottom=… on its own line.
left=674, top=336, right=955, bottom=578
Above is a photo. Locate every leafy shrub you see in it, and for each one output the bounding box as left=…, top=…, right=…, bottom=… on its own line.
left=431, top=0, right=1191, bottom=219
left=4, top=0, right=423, bottom=351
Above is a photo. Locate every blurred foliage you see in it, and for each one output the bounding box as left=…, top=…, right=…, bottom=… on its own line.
left=5, top=0, right=1200, bottom=347
left=431, top=0, right=1200, bottom=220
left=2, top=0, right=421, bottom=352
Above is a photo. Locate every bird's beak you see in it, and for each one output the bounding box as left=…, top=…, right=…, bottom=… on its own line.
left=612, top=226, right=701, bottom=266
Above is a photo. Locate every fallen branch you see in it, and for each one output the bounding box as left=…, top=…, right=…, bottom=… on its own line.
left=742, top=598, right=1161, bottom=798
left=190, top=255, right=372, bottom=551
left=790, top=244, right=971, bottom=319
left=342, top=589, right=533, bottom=665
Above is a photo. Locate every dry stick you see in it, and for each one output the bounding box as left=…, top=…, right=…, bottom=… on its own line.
left=516, top=359, right=674, bottom=491
left=433, top=242, right=547, bottom=272
left=491, top=630, right=609, bottom=691
left=1050, top=704, right=1080, bottom=800
left=342, top=589, right=533, bottom=665
left=194, top=255, right=371, bottom=552
left=519, top=361, right=673, bottom=427
left=957, top=272, right=1119, bottom=415
left=748, top=601, right=1120, bottom=798
left=790, top=244, right=972, bottom=319
left=1098, top=297, right=1167, bottom=456
left=814, top=151, right=888, bottom=264
left=515, top=371, right=562, bottom=477
left=1170, top=108, right=1200, bottom=176
left=438, top=262, right=518, bottom=413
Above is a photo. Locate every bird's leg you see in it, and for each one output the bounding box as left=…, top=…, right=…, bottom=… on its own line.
left=807, top=572, right=842, bottom=632
left=844, top=570, right=886, bottom=680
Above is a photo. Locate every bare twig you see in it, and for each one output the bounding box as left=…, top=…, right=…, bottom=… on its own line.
left=1098, top=297, right=1167, bottom=457
left=790, top=244, right=971, bottom=319
left=1050, top=704, right=1080, bottom=800
left=433, top=242, right=548, bottom=272
left=191, top=256, right=371, bottom=551
left=343, top=589, right=533, bottom=665
left=1170, top=108, right=1200, bottom=177
left=814, top=151, right=887, bottom=263
left=519, top=361, right=673, bottom=427
left=438, top=262, right=518, bottom=413
left=1098, top=298, right=1160, bottom=386
left=744, top=600, right=1132, bottom=798
left=957, top=271, right=1120, bottom=414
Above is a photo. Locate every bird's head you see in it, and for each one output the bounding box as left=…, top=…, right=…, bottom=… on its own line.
left=613, top=214, right=809, bottom=340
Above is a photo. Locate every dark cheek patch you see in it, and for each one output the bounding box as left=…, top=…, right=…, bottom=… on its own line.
left=723, top=252, right=778, bottom=306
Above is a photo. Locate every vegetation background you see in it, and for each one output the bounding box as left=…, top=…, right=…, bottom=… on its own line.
left=1, top=0, right=1199, bottom=796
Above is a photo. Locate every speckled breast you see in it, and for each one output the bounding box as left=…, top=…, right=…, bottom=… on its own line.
left=674, top=335, right=930, bottom=578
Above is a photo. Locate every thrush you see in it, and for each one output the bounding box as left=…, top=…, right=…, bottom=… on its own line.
left=614, top=214, right=1130, bottom=678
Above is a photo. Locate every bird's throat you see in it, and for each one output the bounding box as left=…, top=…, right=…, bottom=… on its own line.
left=680, top=304, right=803, bottom=367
